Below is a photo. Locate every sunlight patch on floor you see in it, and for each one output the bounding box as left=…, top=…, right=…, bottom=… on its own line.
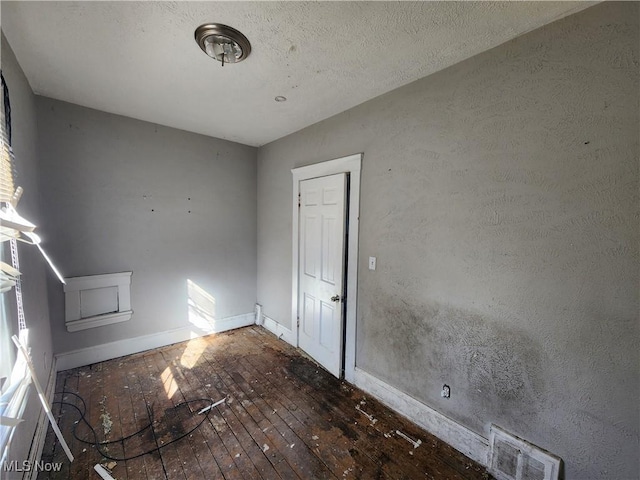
left=180, top=337, right=207, bottom=369
left=160, top=366, right=178, bottom=399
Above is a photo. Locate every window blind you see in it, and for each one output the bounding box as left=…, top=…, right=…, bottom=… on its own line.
left=0, top=68, right=67, bottom=466
left=0, top=73, right=14, bottom=204
left=0, top=70, right=28, bottom=465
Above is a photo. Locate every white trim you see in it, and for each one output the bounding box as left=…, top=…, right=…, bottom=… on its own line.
left=63, top=272, right=132, bottom=291
left=64, top=272, right=132, bottom=332
left=24, top=356, right=57, bottom=480
left=216, top=312, right=256, bottom=332
left=261, top=315, right=296, bottom=346
left=65, top=310, right=133, bottom=332
left=255, top=303, right=263, bottom=326
left=353, top=367, right=489, bottom=467
left=291, top=153, right=362, bottom=382
left=55, top=312, right=254, bottom=371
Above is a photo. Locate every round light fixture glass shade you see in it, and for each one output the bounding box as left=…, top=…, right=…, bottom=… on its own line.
left=204, top=35, right=243, bottom=64
left=195, top=24, right=251, bottom=64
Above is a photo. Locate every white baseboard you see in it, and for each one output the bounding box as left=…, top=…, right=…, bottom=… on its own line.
left=25, top=356, right=58, bottom=480
left=55, top=312, right=255, bottom=371
left=353, top=367, right=489, bottom=467
left=261, top=315, right=297, bottom=346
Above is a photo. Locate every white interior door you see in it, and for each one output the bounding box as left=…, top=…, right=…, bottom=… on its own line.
left=298, top=173, right=347, bottom=377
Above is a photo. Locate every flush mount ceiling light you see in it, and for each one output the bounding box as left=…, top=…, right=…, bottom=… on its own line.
left=194, top=23, right=251, bottom=66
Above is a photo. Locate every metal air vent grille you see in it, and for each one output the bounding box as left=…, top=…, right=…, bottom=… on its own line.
left=489, top=425, right=561, bottom=480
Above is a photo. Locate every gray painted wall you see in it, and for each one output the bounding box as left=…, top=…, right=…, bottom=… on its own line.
left=36, top=98, right=257, bottom=354
left=257, top=3, right=639, bottom=479
left=1, top=35, right=55, bottom=475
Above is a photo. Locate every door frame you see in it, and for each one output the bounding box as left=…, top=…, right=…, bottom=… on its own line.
left=291, top=153, right=361, bottom=382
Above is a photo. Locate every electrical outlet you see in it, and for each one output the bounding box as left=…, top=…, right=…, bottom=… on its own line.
left=368, top=256, right=376, bottom=270
left=441, top=384, right=450, bottom=398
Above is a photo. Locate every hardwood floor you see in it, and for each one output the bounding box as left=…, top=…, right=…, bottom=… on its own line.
left=38, top=326, right=491, bottom=479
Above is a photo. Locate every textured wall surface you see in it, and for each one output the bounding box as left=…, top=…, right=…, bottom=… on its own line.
left=3, top=2, right=592, bottom=146
left=36, top=98, right=257, bottom=354
left=257, top=3, right=639, bottom=479
left=0, top=35, right=55, bottom=476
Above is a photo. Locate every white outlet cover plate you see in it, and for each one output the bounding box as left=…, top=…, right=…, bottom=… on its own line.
left=368, top=257, right=376, bottom=270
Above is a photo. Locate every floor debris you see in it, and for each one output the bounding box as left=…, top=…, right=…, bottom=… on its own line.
left=355, top=404, right=377, bottom=424
left=44, top=326, right=490, bottom=479
left=94, top=464, right=115, bottom=480
left=197, top=397, right=226, bottom=414
left=396, top=430, right=422, bottom=449
left=100, top=412, right=112, bottom=436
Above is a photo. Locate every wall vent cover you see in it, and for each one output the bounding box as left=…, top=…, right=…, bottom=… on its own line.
left=488, top=425, right=561, bottom=480
left=64, top=271, right=133, bottom=332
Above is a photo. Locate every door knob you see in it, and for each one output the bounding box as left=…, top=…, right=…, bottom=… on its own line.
left=330, top=295, right=340, bottom=302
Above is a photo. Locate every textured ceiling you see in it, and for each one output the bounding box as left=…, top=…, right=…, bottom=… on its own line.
left=2, top=1, right=594, bottom=147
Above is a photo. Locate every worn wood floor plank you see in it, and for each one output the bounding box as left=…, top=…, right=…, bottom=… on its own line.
left=109, top=357, right=148, bottom=480
left=156, top=347, right=225, bottom=480
left=239, top=339, right=389, bottom=480
left=234, top=354, right=348, bottom=479
left=87, top=364, right=108, bottom=477
left=126, top=354, right=166, bottom=480
left=64, top=368, right=94, bottom=480
left=177, top=342, right=264, bottom=480
left=201, top=346, right=303, bottom=479
left=196, top=346, right=285, bottom=479
left=262, top=342, right=462, bottom=480
left=38, top=326, right=491, bottom=480
left=160, top=342, right=254, bottom=480
left=249, top=328, right=476, bottom=479
left=229, top=363, right=338, bottom=480
left=138, top=351, right=188, bottom=480
left=252, top=329, right=478, bottom=480
left=37, top=371, right=73, bottom=480
left=145, top=349, right=209, bottom=480
left=99, top=358, right=129, bottom=479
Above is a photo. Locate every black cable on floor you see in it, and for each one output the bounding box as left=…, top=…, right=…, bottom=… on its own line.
left=52, top=390, right=223, bottom=462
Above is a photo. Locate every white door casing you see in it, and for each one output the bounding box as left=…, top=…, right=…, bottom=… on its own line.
left=292, top=153, right=362, bottom=381
left=298, top=173, right=347, bottom=377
